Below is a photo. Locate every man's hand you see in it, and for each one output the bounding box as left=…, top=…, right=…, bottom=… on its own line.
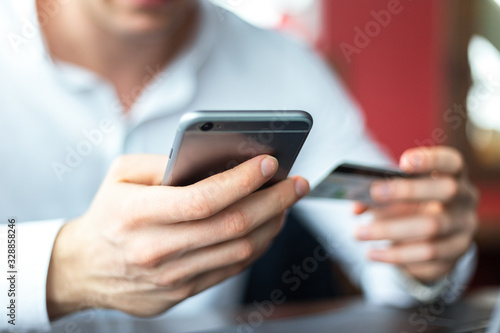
left=46, top=154, right=309, bottom=319
left=355, top=146, right=478, bottom=283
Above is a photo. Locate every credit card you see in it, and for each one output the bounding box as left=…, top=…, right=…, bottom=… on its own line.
left=308, top=162, right=415, bottom=203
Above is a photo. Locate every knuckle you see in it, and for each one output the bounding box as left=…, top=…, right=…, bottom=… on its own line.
left=452, top=149, right=465, bottom=170
left=111, top=155, right=128, bottom=169
left=158, top=271, right=184, bottom=289
left=109, top=155, right=130, bottom=177
left=102, top=223, right=128, bottom=249
left=124, top=239, right=175, bottom=268
left=272, top=214, right=286, bottom=236
left=224, top=209, right=249, bottom=238
left=444, top=179, right=459, bottom=200
left=425, top=216, right=441, bottom=237
left=126, top=248, right=161, bottom=268
left=374, top=224, right=388, bottom=238
left=387, top=249, right=399, bottom=263
left=427, top=264, right=445, bottom=278
left=397, top=180, right=413, bottom=199
left=120, top=192, right=145, bottom=227
left=417, top=264, right=448, bottom=281
left=232, top=263, right=248, bottom=276
left=186, top=188, right=214, bottom=219
left=429, top=149, right=440, bottom=168
left=174, top=283, right=196, bottom=300
left=237, top=173, right=254, bottom=193
left=423, top=244, right=438, bottom=261
left=236, top=238, right=255, bottom=262
left=276, top=188, right=291, bottom=212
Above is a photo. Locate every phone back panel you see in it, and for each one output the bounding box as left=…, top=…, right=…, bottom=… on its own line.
left=162, top=111, right=312, bottom=187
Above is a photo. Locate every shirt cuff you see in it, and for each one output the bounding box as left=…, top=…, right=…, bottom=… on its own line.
left=1, top=219, right=65, bottom=331
left=361, top=244, right=477, bottom=307
left=397, top=243, right=477, bottom=304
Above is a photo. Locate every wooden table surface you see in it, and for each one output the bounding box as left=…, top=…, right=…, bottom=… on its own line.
left=50, top=288, right=500, bottom=333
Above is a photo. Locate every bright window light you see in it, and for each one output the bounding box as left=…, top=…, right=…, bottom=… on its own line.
left=467, top=35, right=500, bottom=131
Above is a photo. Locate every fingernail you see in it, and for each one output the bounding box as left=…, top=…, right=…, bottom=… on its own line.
left=371, top=183, right=392, bottom=201
left=294, top=177, right=309, bottom=197
left=261, top=156, right=278, bottom=178
left=356, top=226, right=371, bottom=240
left=370, top=250, right=386, bottom=261
left=408, top=153, right=423, bottom=169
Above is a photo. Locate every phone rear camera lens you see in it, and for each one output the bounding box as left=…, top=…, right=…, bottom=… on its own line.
left=200, top=122, right=214, bottom=131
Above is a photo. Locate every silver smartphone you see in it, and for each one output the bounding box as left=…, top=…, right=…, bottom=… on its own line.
left=162, top=110, right=313, bottom=187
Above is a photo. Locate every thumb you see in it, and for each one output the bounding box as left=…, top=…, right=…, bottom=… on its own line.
left=106, top=154, right=169, bottom=185
left=353, top=201, right=369, bottom=215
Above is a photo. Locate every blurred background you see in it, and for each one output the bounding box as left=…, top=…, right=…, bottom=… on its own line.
left=211, top=0, right=500, bottom=290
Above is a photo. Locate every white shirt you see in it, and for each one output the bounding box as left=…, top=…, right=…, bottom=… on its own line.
left=0, top=1, right=475, bottom=331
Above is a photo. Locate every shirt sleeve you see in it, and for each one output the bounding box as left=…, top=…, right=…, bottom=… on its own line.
left=393, top=244, right=476, bottom=304
left=1, top=219, right=64, bottom=331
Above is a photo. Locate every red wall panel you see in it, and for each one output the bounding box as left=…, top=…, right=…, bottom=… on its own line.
left=319, top=0, right=449, bottom=159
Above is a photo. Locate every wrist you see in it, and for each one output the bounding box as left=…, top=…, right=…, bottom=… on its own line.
left=46, top=219, right=89, bottom=319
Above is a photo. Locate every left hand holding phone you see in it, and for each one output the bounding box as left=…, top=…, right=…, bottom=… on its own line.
left=354, top=146, right=478, bottom=284
left=46, top=154, right=309, bottom=319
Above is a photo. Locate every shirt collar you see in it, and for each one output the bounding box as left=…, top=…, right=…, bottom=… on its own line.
left=12, top=0, right=220, bottom=123
left=127, top=0, right=220, bottom=126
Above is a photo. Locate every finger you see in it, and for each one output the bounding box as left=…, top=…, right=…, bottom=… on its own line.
left=369, top=202, right=425, bottom=219
left=107, top=154, right=169, bottom=185
left=183, top=220, right=288, bottom=297
left=151, top=214, right=285, bottom=289
left=179, top=177, right=306, bottom=250
left=131, top=178, right=306, bottom=260
left=180, top=155, right=280, bottom=220
left=402, top=261, right=454, bottom=284
left=400, top=146, right=464, bottom=175
left=163, top=263, right=250, bottom=304
left=128, top=155, right=283, bottom=224
left=368, top=233, right=472, bottom=264
left=191, top=265, right=249, bottom=297
left=356, top=213, right=457, bottom=242
left=370, top=176, right=459, bottom=203
left=353, top=202, right=369, bottom=215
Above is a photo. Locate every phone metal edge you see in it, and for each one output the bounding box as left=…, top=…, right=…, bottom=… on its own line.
left=162, top=110, right=313, bottom=186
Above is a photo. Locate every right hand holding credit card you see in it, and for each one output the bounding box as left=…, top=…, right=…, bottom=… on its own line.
left=307, top=147, right=477, bottom=286
left=308, top=162, right=418, bottom=204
